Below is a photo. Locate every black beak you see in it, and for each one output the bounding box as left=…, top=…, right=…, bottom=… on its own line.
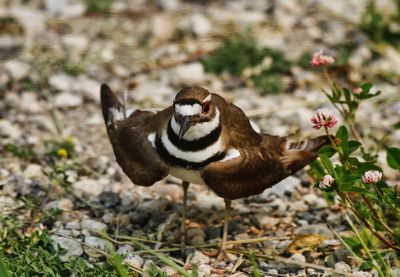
left=178, top=116, right=192, bottom=140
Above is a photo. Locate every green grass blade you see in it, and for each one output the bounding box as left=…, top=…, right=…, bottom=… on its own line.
left=128, top=239, right=191, bottom=277
left=247, top=252, right=260, bottom=277
left=0, top=256, right=8, bottom=277
left=104, top=240, right=129, bottom=277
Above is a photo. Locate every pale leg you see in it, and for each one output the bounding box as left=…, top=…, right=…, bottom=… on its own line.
left=180, top=181, right=190, bottom=257
left=217, top=199, right=231, bottom=260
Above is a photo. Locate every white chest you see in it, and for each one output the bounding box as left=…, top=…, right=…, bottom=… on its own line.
left=169, top=166, right=205, bottom=185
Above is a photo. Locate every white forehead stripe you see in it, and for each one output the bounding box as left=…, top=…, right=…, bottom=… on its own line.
left=175, top=104, right=202, bottom=116
left=203, top=94, right=212, bottom=102
left=171, top=109, right=220, bottom=141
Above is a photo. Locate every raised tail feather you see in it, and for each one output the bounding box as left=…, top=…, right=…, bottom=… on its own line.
left=281, top=135, right=331, bottom=174
left=100, top=84, right=125, bottom=131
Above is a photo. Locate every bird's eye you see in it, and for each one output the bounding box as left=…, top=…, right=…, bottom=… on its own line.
left=202, top=102, right=210, bottom=113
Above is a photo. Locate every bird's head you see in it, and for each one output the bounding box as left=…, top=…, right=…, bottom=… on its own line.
left=173, top=87, right=218, bottom=140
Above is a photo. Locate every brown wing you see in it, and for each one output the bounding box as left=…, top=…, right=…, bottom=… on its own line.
left=101, top=84, right=170, bottom=186
left=201, top=95, right=330, bottom=200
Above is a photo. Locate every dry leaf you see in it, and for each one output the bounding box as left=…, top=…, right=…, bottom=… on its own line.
left=286, top=234, right=326, bottom=254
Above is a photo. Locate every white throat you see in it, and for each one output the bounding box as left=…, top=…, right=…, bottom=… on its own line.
left=171, top=108, right=221, bottom=141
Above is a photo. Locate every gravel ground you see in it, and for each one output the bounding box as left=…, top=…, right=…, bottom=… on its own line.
left=1, top=0, right=399, bottom=276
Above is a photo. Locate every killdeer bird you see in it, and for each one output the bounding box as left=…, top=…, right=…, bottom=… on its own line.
left=100, top=84, right=329, bottom=258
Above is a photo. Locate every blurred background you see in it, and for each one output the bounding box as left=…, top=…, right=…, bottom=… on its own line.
left=0, top=0, right=399, bottom=276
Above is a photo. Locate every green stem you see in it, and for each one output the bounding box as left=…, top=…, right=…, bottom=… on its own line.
left=345, top=216, right=387, bottom=277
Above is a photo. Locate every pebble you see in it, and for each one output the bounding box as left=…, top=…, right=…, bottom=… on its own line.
left=65, top=221, right=80, bottom=230
left=319, top=239, right=341, bottom=248
left=62, top=34, right=89, bottom=57
left=170, top=63, right=206, bottom=86
left=353, top=271, right=373, bottom=277
left=0, top=120, right=22, bottom=139
left=191, top=250, right=210, bottom=265
left=74, top=76, right=101, bottom=103
left=124, top=254, right=144, bottom=269
left=23, top=164, right=44, bottom=179
left=262, top=176, right=301, bottom=198
left=288, top=253, right=306, bottom=268
left=178, top=13, right=211, bottom=37
left=294, top=224, right=334, bottom=239
left=197, top=263, right=212, bottom=277
left=117, top=244, right=135, bottom=255
left=45, top=198, right=73, bottom=211
left=156, top=0, right=180, bottom=11
left=55, top=92, right=83, bottom=108
left=334, top=261, right=351, bottom=274
left=99, top=191, right=120, bottom=208
left=49, top=73, right=74, bottom=91
left=73, top=178, right=106, bottom=197
left=256, top=215, right=280, bottom=229
left=151, top=15, right=175, bottom=43
left=20, top=92, right=41, bottom=114
left=84, top=236, right=106, bottom=257
left=153, top=183, right=183, bottom=201
left=130, top=212, right=150, bottom=227
left=4, top=60, right=31, bottom=80
left=81, top=219, right=107, bottom=234
left=51, top=235, right=83, bottom=261
left=303, top=193, right=328, bottom=209
left=138, top=198, right=169, bottom=213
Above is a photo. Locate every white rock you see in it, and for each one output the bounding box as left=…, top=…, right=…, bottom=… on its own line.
left=84, top=236, right=106, bottom=257
left=288, top=253, right=306, bottom=267
left=51, top=235, right=83, bottom=260
left=66, top=221, right=80, bottom=230
left=23, top=164, right=44, bottom=179
left=10, top=8, right=45, bottom=46
left=257, top=215, right=280, bottom=229
left=62, top=34, right=89, bottom=57
left=55, top=92, right=83, bottom=108
left=20, top=92, right=41, bottom=114
left=349, top=46, right=372, bottom=68
left=151, top=15, right=175, bottom=42
left=0, top=119, right=22, bottom=139
left=334, top=261, right=351, bottom=274
left=4, top=60, right=31, bottom=80
left=303, top=193, right=328, bottom=209
left=131, top=82, right=174, bottom=104
left=170, top=63, right=205, bottom=86
left=179, top=13, right=211, bottom=37
left=73, top=76, right=101, bottom=103
left=73, top=178, right=106, bottom=197
left=196, top=191, right=224, bottom=209
left=191, top=250, right=210, bottom=265
left=45, top=0, right=86, bottom=18
left=262, top=176, right=301, bottom=198
left=45, top=198, right=73, bottom=211
left=81, top=219, right=107, bottom=234
left=295, top=224, right=334, bottom=239
left=197, top=264, right=212, bottom=277
left=156, top=0, right=180, bottom=11
left=117, top=245, right=135, bottom=255
left=124, top=254, right=144, bottom=268
left=49, top=73, right=74, bottom=91
left=320, top=239, right=341, bottom=248
left=352, top=271, right=372, bottom=277
left=0, top=196, right=17, bottom=210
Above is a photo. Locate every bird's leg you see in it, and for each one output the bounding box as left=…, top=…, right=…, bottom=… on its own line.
left=180, top=181, right=190, bottom=258
left=217, top=199, right=232, bottom=261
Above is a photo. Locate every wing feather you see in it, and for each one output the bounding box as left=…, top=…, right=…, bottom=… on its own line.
left=101, top=84, right=170, bottom=186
